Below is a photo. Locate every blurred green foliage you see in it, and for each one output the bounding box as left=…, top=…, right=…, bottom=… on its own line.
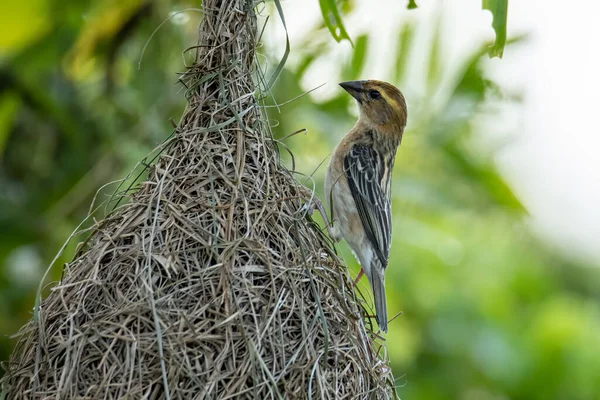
left=1, top=1, right=599, bottom=399
left=320, top=0, right=508, bottom=58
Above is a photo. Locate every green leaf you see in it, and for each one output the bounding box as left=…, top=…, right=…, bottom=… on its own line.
left=296, top=53, right=317, bottom=80
left=342, top=34, right=368, bottom=80
left=0, top=0, right=51, bottom=53
left=268, top=0, right=291, bottom=89
left=427, top=13, right=443, bottom=91
left=407, top=0, right=418, bottom=9
left=393, top=22, right=415, bottom=84
left=319, top=0, right=353, bottom=45
left=482, top=0, right=508, bottom=58
left=0, top=91, right=21, bottom=157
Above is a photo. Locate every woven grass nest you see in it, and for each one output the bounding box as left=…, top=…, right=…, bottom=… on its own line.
left=2, top=0, right=395, bottom=398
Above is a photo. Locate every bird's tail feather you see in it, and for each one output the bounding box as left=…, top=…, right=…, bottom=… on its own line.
left=371, top=266, right=388, bottom=333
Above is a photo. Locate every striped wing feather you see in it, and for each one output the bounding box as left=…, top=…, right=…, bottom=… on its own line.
left=343, top=144, right=392, bottom=266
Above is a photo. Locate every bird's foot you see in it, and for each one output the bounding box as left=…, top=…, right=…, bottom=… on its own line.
left=299, top=201, right=316, bottom=215
left=301, top=195, right=338, bottom=240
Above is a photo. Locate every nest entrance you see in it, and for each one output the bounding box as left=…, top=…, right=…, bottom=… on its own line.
left=2, top=0, right=394, bottom=398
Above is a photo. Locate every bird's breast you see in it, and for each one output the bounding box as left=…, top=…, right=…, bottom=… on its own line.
left=328, top=173, right=367, bottom=245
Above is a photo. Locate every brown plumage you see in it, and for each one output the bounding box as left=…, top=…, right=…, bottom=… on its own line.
left=325, top=80, right=407, bottom=333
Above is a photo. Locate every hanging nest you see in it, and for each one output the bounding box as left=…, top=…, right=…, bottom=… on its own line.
left=1, top=0, right=395, bottom=398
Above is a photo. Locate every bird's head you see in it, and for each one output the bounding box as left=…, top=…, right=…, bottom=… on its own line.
left=339, top=80, right=407, bottom=131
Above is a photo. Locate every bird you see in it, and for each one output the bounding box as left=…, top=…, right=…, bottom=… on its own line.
left=324, top=79, right=407, bottom=333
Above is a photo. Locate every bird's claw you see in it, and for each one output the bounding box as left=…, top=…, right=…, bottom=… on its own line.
left=300, top=196, right=339, bottom=241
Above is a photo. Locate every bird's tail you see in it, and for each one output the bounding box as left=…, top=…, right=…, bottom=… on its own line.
left=370, top=265, right=388, bottom=333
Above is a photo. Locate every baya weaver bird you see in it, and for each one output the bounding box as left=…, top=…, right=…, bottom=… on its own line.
left=324, top=80, right=407, bottom=333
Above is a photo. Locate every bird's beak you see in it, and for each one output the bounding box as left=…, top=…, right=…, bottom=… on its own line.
left=339, top=80, right=366, bottom=103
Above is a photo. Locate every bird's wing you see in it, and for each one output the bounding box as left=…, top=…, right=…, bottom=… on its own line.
left=344, top=144, right=392, bottom=266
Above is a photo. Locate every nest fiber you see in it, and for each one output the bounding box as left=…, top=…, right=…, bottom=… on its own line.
left=2, top=0, right=394, bottom=398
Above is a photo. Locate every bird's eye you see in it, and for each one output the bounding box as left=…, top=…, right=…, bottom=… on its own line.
left=368, top=90, right=381, bottom=100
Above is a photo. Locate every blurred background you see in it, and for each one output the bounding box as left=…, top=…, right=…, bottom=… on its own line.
left=1, top=0, right=599, bottom=399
